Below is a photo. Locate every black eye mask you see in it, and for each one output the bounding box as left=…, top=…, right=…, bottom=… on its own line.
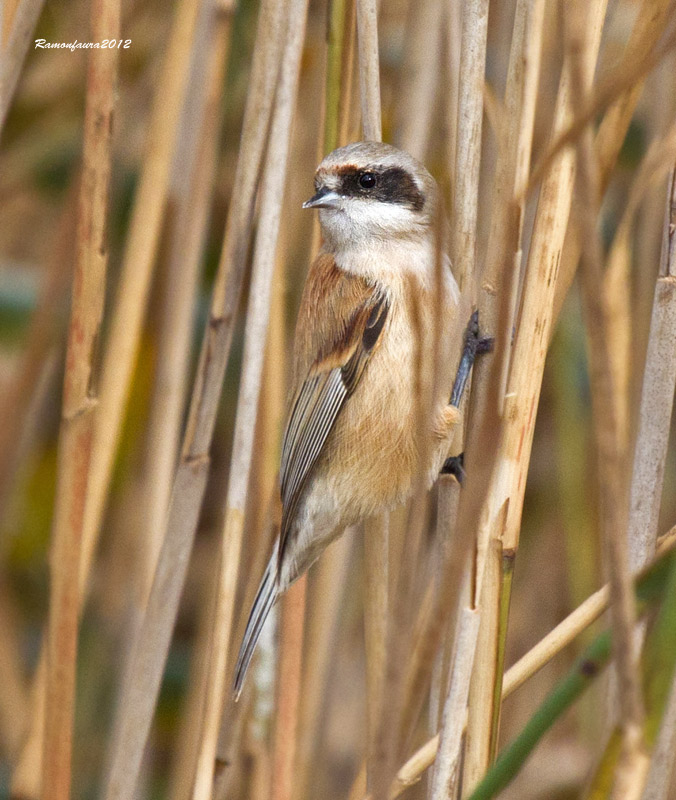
left=338, top=167, right=425, bottom=211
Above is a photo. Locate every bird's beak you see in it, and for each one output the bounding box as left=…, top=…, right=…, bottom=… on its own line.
left=302, top=187, right=342, bottom=209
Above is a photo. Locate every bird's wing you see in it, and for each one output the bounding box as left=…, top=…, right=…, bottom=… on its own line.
left=278, top=292, right=389, bottom=562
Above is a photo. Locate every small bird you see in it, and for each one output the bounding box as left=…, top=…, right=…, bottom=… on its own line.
left=233, top=141, right=479, bottom=697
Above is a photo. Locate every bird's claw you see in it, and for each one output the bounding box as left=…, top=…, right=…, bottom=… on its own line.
left=440, top=453, right=465, bottom=484
left=449, top=309, right=492, bottom=407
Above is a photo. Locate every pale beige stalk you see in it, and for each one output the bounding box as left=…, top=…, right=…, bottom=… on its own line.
left=567, top=4, right=647, bottom=791
left=138, top=0, right=235, bottom=608
left=641, top=656, right=676, bottom=799
left=604, top=124, right=676, bottom=472
left=190, top=0, right=309, bottom=793
left=101, top=0, right=287, bottom=795
left=354, top=1, right=391, bottom=791
left=295, top=534, right=353, bottom=800
left=271, top=577, right=307, bottom=800
left=551, top=0, right=675, bottom=325
left=428, top=607, right=480, bottom=800
left=627, top=165, right=676, bottom=571
left=0, top=587, right=28, bottom=758
left=78, top=0, right=203, bottom=590
left=42, top=0, right=119, bottom=795
left=0, top=191, right=76, bottom=528
left=387, top=528, right=676, bottom=797
left=0, top=0, right=46, bottom=136
left=355, top=0, right=381, bottom=141
left=452, top=0, right=488, bottom=292
left=364, top=513, right=389, bottom=790
left=460, top=3, right=608, bottom=795
left=461, top=0, right=545, bottom=785
left=394, top=0, right=444, bottom=162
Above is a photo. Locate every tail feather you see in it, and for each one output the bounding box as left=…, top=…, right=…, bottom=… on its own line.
left=233, top=551, right=278, bottom=700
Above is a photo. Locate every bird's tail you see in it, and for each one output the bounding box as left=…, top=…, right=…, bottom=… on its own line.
left=233, top=548, right=278, bottom=700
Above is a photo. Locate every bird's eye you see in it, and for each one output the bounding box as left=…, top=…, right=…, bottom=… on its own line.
left=358, top=171, right=377, bottom=189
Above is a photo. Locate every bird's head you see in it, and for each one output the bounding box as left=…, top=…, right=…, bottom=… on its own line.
left=303, top=142, right=438, bottom=248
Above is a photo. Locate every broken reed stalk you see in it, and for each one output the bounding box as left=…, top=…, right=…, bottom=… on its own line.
left=461, top=0, right=545, bottom=785
left=387, top=530, right=676, bottom=798
left=101, top=0, right=287, bottom=796
left=137, top=0, right=235, bottom=609
left=567, top=4, right=647, bottom=792
left=550, top=0, right=674, bottom=326
left=0, top=0, right=46, bottom=138
left=627, top=165, right=676, bottom=571
left=41, top=1, right=119, bottom=797
left=190, top=0, right=309, bottom=794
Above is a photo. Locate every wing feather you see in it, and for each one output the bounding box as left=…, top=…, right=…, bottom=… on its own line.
left=278, top=293, right=389, bottom=561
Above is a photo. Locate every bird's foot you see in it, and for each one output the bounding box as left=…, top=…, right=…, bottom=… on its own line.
left=441, top=453, right=465, bottom=484
left=449, top=309, right=494, bottom=408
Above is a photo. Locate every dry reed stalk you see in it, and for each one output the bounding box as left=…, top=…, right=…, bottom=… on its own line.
left=0, top=187, right=76, bottom=525
left=165, top=18, right=237, bottom=798
left=394, top=0, right=443, bottom=161
left=41, top=0, right=119, bottom=795
left=355, top=0, right=380, bottom=142
left=78, top=0, right=203, bottom=591
left=295, top=535, right=353, bottom=800
left=270, top=576, right=307, bottom=800
left=0, top=0, right=46, bottom=137
left=461, top=0, right=545, bottom=785
left=295, top=11, right=357, bottom=791
left=603, top=123, right=676, bottom=467
left=550, top=0, right=675, bottom=326
left=363, top=513, right=389, bottom=789
left=428, top=6, right=490, bottom=760
left=641, top=663, right=676, bottom=799
left=1, top=0, right=19, bottom=44
left=101, top=0, right=287, bottom=795
left=190, top=0, right=309, bottom=793
left=208, top=246, right=287, bottom=800
left=627, top=166, right=676, bottom=571
left=354, top=1, right=392, bottom=791
left=0, top=586, right=28, bottom=758
left=386, top=543, right=670, bottom=797
left=452, top=0, right=488, bottom=291
left=168, top=538, right=221, bottom=800
left=461, top=537, right=503, bottom=793
left=428, top=607, right=480, bottom=799
left=138, top=0, right=235, bottom=608
left=459, top=3, right=608, bottom=794
left=567, top=5, right=647, bottom=792
left=12, top=655, right=47, bottom=799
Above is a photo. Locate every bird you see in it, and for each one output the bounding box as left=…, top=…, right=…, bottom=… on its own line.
left=233, top=141, right=480, bottom=698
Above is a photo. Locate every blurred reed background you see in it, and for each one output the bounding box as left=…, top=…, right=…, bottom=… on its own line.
left=2, top=0, right=676, bottom=798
